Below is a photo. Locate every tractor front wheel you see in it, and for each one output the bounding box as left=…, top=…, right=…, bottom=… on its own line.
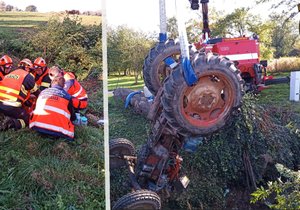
left=112, top=190, right=161, bottom=210
left=109, top=138, right=136, bottom=170
left=143, top=39, right=181, bottom=95
left=162, top=52, right=244, bottom=136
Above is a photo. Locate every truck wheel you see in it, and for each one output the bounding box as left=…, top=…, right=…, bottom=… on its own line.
left=162, top=52, right=244, bottom=136
left=110, top=138, right=135, bottom=169
left=143, top=39, right=180, bottom=95
left=112, top=190, right=161, bottom=210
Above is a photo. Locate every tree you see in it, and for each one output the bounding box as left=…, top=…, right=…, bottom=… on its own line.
left=5, top=4, right=13, bottom=11
left=269, top=14, right=299, bottom=58
left=25, top=5, right=37, bottom=12
left=213, top=8, right=260, bottom=37
left=256, top=0, right=299, bottom=21
left=23, top=15, right=101, bottom=80
left=107, top=26, right=154, bottom=80
left=0, top=1, right=5, bottom=11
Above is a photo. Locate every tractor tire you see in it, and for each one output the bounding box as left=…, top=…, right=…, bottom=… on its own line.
left=161, top=52, right=244, bottom=136
left=110, top=138, right=135, bottom=170
left=143, top=39, right=181, bottom=95
left=112, top=190, right=161, bottom=210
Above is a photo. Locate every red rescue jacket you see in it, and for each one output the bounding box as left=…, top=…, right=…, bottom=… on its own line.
left=29, top=86, right=74, bottom=141
left=64, top=72, right=88, bottom=109
left=0, top=69, right=31, bottom=107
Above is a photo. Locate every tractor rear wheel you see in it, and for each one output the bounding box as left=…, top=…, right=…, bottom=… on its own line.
left=143, top=39, right=181, bottom=95
left=109, top=138, right=135, bottom=170
left=161, top=52, right=244, bottom=136
left=112, top=190, right=161, bottom=210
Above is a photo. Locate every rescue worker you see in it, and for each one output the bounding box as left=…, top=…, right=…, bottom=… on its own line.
left=0, top=55, right=13, bottom=81
left=32, top=57, right=51, bottom=91
left=0, top=59, right=40, bottom=131
left=48, top=66, right=88, bottom=110
left=29, top=76, right=76, bottom=141
left=18, top=58, right=34, bottom=72
left=18, top=58, right=38, bottom=112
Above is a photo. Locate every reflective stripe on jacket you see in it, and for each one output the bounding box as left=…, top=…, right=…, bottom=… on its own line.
left=64, top=72, right=88, bottom=109
left=0, top=69, right=30, bottom=107
left=29, top=86, right=74, bottom=140
left=35, top=68, right=51, bottom=90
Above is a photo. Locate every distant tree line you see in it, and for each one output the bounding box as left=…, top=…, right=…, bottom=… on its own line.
left=0, top=1, right=101, bottom=15
left=65, top=10, right=101, bottom=16
left=0, top=1, right=37, bottom=12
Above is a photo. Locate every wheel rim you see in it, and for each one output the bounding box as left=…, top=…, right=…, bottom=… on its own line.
left=110, top=147, right=133, bottom=168
left=180, top=71, right=236, bottom=128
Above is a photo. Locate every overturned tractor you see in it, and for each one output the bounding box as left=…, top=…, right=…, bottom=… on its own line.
left=110, top=0, right=287, bottom=209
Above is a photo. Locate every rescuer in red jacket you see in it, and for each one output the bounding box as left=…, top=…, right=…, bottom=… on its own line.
left=32, top=57, right=51, bottom=91
left=0, top=61, right=40, bottom=131
left=48, top=65, right=88, bottom=110
left=0, top=55, right=13, bottom=81
left=29, top=76, right=76, bottom=141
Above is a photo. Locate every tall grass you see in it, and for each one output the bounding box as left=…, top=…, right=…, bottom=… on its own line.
left=268, top=57, right=300, bottom=73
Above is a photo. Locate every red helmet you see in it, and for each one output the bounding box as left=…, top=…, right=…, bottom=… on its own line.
left=33, top=57, right=46, bottom=67
left=0, top=55, right=13, bottom=66
left=19, top=58, right=33, bottom=71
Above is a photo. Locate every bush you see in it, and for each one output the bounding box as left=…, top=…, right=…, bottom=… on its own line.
left=24, top=14, right=102, bottom=80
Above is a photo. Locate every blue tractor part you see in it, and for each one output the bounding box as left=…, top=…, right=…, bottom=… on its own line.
left=125, top=91, right=142, bottom=108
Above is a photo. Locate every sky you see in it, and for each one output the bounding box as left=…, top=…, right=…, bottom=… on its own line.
left=106, top=0, right=299, bottom=33
left=3, top=0, right=299, bottom=33
left=3, top=0, right=101, bottom=12
left=106, top=0, right=257, bottom=32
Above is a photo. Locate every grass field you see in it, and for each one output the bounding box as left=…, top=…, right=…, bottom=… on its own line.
left=0, top=11, right=101, bottom=27
left=0, top=11, right=100, bottom=40
left=108, top=75, right=144, bottom=91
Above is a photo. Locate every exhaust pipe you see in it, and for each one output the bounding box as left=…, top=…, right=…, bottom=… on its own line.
left=264, top=76, right=290, bottom=86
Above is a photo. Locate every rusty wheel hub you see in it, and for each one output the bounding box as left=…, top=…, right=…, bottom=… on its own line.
left=181, top=73, right=234, bottom=127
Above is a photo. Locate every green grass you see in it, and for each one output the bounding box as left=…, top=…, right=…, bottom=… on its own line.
left=257, top=73, right=300, bottom=113
left=0, top=126, right=105, bottom=209
left=108, top=75, right=144, bottom=91
left=109, top=96, right=150, bottom=204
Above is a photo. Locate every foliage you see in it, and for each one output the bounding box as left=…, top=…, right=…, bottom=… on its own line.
left=251, top=164, right=300, bottom=209
left=256, top=0, right=299, bottom=20
left=0, top=12, right=101, bottom=80
left=269, top=15, right=299, bottom=58
left=107, top=26, right=154, bottom=79
left=212, top=7, right=259, bottom=37
left=24, top=15, right=102, bottom=80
